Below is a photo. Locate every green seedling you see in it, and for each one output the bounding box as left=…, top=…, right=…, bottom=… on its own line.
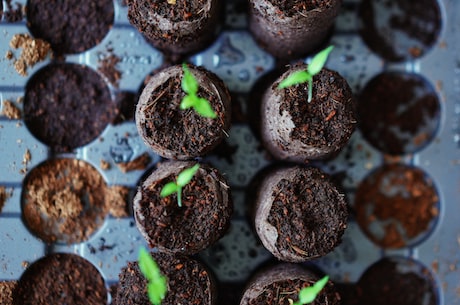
left=278, top=46, right=334, bottom=103
left=160, top=163, right=200, bottom=207
left=180, top=63, right=217, bottom=119
left=291, top=275, right=329, bottom=305
left=138, top=248, right=168, bottom=305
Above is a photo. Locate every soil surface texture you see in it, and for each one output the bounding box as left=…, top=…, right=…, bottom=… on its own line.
left=115, top=252, right=215, bottom=305
left=14, top=253, right=107, bottom=305
left=24, top=63, right=115, bottom=152
left=27, top=0, right=114, bottom=54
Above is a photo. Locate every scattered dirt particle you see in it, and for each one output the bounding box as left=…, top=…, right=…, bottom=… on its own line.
left=431, top=259, right=439, bottom=273
left=100, top=159, right=111, bottom=170
left=97, top=51, right=122, bottom=88
left=22, top=149, right=31, bottom=165
left=117, top=152, right=151, bottom=173
left=5, top=51, right=13, bottom=60
left=105, top=185, right=130, bottom=218
left=0, top=187, right=13, bottom=214
left=19, top=148, right=32, bottom=174
left=1, top=100, right=22, bottom=119
left=0, top=281, right=17, bottom=305
left=21, top=261, right=30, bottom=269
left=8, top=33, right=51, bottom=76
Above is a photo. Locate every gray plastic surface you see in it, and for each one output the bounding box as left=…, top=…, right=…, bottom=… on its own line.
left=1, top=0, right=460, bottom=304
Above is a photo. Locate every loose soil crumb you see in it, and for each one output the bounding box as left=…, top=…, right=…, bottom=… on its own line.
left=117, top=152, right=151, bottom=173
left=98, top=51, right=122, bottom=88
left=0, top=187, right=13, bottom=214
left=105, top=185, right=130, bottom=218
left=100, top=159, right=111, bottom=170
left=22, top=149, right=31, bottom=165
left=5, top=51, right=13, bottom=60
left=0, top=281, right=17, bottom=305
left=1, top=100, right=21, bottom=119
left=20, top=148, right=32, bottom=174
left=8, top=33, right=51, bottom=76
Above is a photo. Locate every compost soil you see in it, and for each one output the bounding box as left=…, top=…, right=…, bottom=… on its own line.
left=359, top=0, right=442, bottom=61
left=134, top=162, right=232, bottom=254
left=13, top=253, right=107, bottom=305
left=356, top=257, right=437, bottom=305
left=358, top=72, right=440, bottom=155
left=279, top=69, right=356, bottom=151
left=354, top=164, right=439, bottom=248
left=27, top=0, right=114, bottom=54
left=24, top=63, right=116, bottom=152
left=267, top=167, right=349, bottom=259
left=115, top=252, right=215, bottom=305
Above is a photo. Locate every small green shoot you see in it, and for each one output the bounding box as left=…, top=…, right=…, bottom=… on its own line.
left=292, top=275, right=329, bottom=305
left=180, top=63, right=217, bottom=119
left=138, top=248, right=168, bottom=305
left=278, top=46, right=334, bottom=103
left=160, top=164, right=200, bottom=207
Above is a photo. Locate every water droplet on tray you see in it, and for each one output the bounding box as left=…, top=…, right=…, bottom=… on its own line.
left=214, top=36, right=245, bottom=67
left=238, top=69, right=250, bottom=81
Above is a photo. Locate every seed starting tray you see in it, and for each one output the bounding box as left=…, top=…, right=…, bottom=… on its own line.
left=1, top=0, right=460, bottom=304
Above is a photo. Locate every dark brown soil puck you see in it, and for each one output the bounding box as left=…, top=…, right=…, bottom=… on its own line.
left=114, top=252, right=217, bottom=305
left=21, top=158, right=110, bottom=244
left=358, top=71, right=440, bottom=155
left=248, top=0, right=341, bottom=60
left=354, top=164, right=440, bottom=249
left=133, top=161, right=233, bottom=255
left=128, top=0, right=222, bottom=57
left=359, top=0, right=442, bottom=62
left=13, top=253, right=107, bottom=305
left=261, top=65, right=357, bottom=162
left=135, top=64, right=231, bottom=160
left=240, top=263, right=341, bottom=305
left=355, top=256, right=438, bottom=305
left=23, top=63, right=116, bottom=152
left=254, top=166, right=348, bottom=262
left=26, top=0, right=114, bottom=54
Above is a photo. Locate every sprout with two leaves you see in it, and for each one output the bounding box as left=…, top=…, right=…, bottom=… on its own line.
left=278, top=46, right=334, bottom=103
left=180, top=63, right=217, bottom=119
left=160, top=163, right=200, bottom=207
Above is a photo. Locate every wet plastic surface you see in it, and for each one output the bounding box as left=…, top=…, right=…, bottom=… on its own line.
left=1, top=0, right=460, bottom=304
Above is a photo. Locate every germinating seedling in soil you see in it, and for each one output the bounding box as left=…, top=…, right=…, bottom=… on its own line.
left=138, top=248, right=168, bottom=305
left=291, top=275, right=329, bottom=305
left=278, top=46, right=334, bottom=103
left=180, top=63, right=217, bottom=119
left=160, top=163, right=200, bottom=207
